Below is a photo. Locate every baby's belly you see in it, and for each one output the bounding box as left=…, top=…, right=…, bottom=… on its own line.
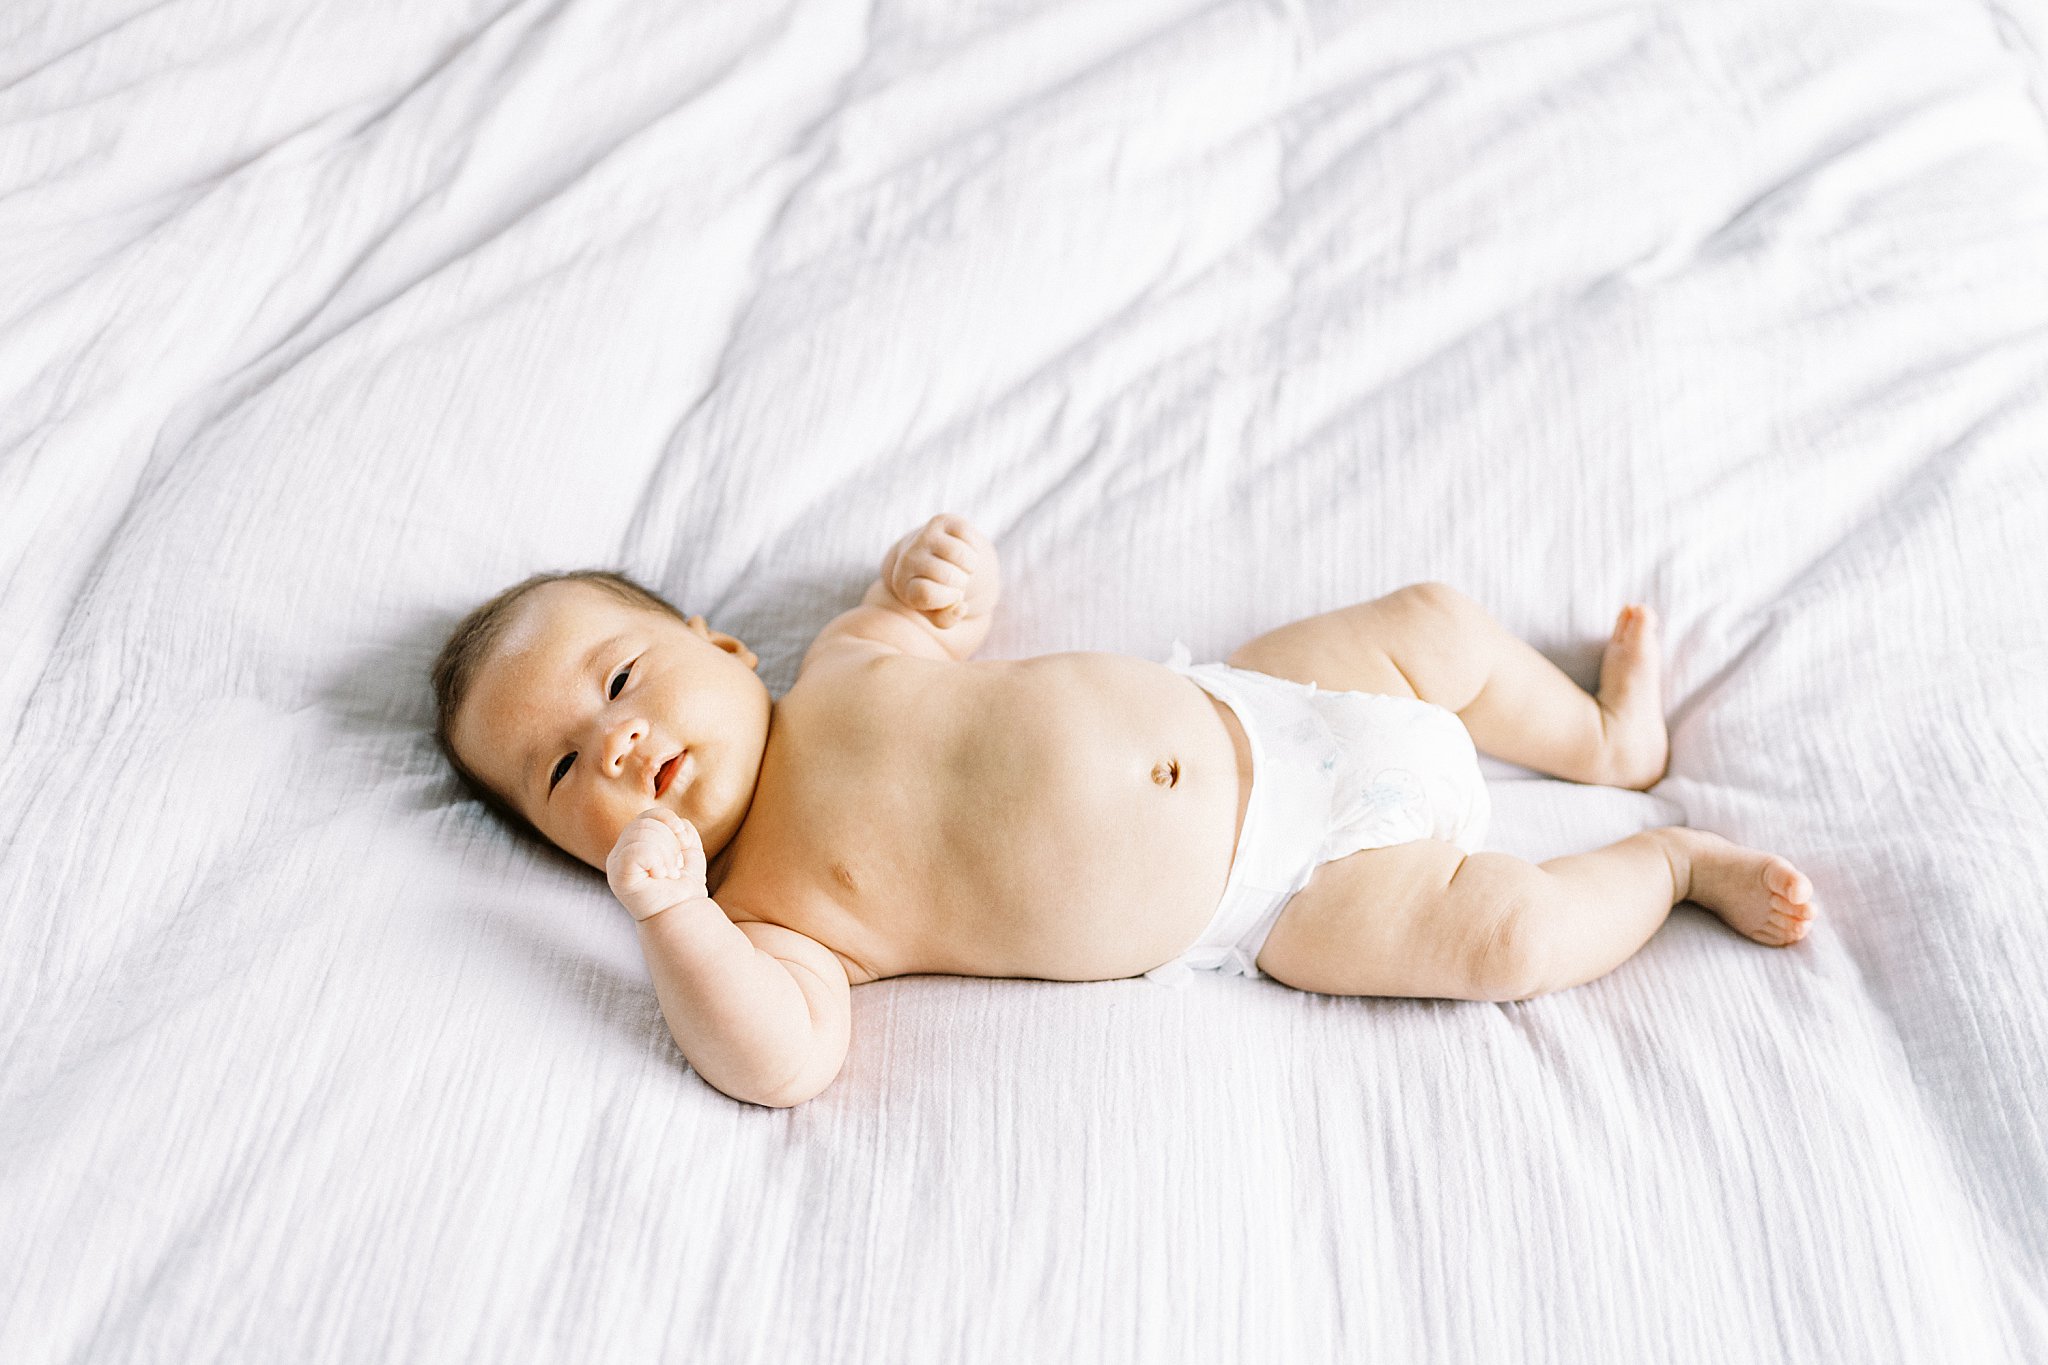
left=718, top=651, right=1253, bottom=984
left=893, top=654, right=1248, bottom=981
left=733, top=650, right=1245, bottom=982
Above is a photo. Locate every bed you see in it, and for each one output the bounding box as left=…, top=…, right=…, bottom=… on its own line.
left=4, top=0, right=2045, bottom=1359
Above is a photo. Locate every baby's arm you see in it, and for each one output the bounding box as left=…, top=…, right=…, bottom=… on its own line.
left=608, top=809, right=850, bottom=1108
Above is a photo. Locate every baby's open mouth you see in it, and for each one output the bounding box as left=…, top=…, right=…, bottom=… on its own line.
left=654, top=751, right=684, bottom=798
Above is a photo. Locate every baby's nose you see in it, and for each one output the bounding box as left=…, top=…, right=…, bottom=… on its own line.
left=606, top=720, right=647, bottom=769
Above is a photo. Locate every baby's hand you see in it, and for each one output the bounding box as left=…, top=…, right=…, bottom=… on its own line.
left=605, top=807, right=710, bottom=922
left=884, top=514, right=999, bottom=630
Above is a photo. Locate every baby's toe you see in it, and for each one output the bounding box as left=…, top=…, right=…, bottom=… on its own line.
left=1769, top=888, right=1813, bottom=917
left=1761, top=857, right=1811, bottom=905
left=1764, top=903, right=1812, bottom=943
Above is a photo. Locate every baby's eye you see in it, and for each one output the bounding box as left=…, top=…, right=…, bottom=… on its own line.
left=549, top=753, right=575, bottom=791
left=609, top=664, right=631, bottom=699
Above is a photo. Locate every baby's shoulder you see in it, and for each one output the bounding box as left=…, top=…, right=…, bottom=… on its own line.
left=785, top=639, right=966, bottom=703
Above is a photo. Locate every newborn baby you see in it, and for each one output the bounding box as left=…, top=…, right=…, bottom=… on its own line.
left=433, top=515, right=1816, bottom=1108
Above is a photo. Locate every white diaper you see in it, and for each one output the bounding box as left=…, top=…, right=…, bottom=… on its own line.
left=1145, top=640, right=1491, bottom=985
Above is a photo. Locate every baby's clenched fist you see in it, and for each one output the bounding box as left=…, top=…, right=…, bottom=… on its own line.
left=885, top=513, right=998, bottom=630
left=605, top=807, right=710, bottom=921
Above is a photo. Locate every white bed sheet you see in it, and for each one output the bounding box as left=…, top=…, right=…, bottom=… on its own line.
left=3, top=0, right=2046, bottom=1360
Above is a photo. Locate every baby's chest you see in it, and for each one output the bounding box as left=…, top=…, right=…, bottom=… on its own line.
left=735, top=663, right=1247, bottom=977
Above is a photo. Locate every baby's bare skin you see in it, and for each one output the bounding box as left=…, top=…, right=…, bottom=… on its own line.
left=719, top=647, right=1251, bottom=984
left=449, top=522, right=1255, bottom=984
left=449, top=515, right=1816, bottom=1108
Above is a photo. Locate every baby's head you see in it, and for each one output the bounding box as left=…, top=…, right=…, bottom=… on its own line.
left=431, top=571, right=772, bottom=871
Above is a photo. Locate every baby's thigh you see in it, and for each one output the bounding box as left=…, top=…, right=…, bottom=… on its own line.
left=1255, top=838, right=1510, bottom=999
left=1224, top=584, right=1455, bottom=700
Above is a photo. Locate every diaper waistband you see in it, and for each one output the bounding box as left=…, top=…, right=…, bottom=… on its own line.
left=1164, top=640, right=1335, bottom=905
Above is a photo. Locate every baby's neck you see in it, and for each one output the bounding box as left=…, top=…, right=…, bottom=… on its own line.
left=707, top=837, right=738, bottom=895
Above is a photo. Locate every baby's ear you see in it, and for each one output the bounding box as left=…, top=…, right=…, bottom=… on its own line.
left=695, top=618, right=759, bottom=670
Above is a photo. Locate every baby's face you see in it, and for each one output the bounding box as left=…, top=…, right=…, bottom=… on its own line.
left=448, top=580, right=772, bottom=871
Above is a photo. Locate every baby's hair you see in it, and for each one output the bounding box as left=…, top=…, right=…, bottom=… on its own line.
left=430, top=569, right=688, bottom=844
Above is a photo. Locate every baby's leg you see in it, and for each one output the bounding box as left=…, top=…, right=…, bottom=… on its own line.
left=1225, top=582, right=1668, bottom=789
left=1254, top=828, right=1817, bottom=1001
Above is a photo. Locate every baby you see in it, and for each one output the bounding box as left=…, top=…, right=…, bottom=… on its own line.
left=432, top=514, right=1816, bottom=1108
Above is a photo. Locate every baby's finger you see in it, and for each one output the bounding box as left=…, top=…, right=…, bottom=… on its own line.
left=934, top=515, right=993, bottom=556
left=638, top=806, right=699, bottom=848
left=906, top=577, right=964, bottom=610
left=922, top=533, right=976, bottom=576
left=622, top=814, right=680, bottom=858
left=906, top=551, right=967, bottom=589
left=926, top=513, right=983, bottom=544
left=929, top=602, right=963, bottom=629
left=671, top=816, right=704, bottom=855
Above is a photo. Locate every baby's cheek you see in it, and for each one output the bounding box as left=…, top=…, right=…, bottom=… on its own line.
left=594, top=808, right=632, bottom=863
left=556, top=799, right=615, bottom=869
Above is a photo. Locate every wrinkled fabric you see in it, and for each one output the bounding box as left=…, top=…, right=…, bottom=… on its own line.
left=3, top=0, right=2047, bottom=1362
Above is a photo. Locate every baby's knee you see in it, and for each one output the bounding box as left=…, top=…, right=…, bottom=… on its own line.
left=1448, top=853, right=1554, bottom=1002
left=1388, top=580, right=1481, bottom=628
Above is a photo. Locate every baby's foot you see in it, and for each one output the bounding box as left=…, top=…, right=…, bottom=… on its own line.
left=1595, top=604, right=1670, bottom=790
left=1674, top=829, right=1817, bottom=947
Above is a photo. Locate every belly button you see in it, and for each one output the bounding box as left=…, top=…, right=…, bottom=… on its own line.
left=1151, top=759, right=1181, bottom=788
